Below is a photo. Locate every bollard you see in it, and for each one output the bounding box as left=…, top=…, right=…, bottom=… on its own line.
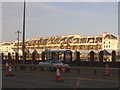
left=5, top=62, right=9, bottom=69
left=14, top=65, right=16, bottom=70
left=94, top=70, right=97, bottom=75
left=105, top=64, right=109, bottom=76
left=31, top=62, right=36, bottom=71
left=94, top=69, right=99, bottom=79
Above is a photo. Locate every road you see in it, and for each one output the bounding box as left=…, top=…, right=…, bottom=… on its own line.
left=2, top=70, right=119, bottom=88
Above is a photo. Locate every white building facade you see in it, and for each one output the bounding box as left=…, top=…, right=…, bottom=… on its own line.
left=0, top=32, right=119, bottom=61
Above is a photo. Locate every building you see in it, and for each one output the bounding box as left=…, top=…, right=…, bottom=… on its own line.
left=0, top=32, right=119, bottom=61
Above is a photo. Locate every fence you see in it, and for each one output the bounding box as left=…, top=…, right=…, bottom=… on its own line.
left=1, top=50, right=120, bottom=68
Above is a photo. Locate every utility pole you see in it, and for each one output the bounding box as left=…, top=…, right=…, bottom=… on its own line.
left=22, top=0, right=26, bottom=63
left=15, top=30, right=22, bottom=52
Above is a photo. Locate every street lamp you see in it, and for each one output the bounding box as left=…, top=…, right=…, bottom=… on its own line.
left=22, top=0, right=26, bottom=63
left=15, top=30, right=22, bottom=53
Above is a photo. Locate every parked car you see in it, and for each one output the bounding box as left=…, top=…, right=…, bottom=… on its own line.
left=38, top=59, right=69, bottom=67
left=39, top=59, right=69, bottom=72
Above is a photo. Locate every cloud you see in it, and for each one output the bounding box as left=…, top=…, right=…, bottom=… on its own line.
left=26, top=2, right=57, bottom=12
left=26, top=17, right=47, bottom=22
left=2, top=2, right=118, bottom=42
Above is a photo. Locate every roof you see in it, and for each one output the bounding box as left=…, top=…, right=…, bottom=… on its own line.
left=104, top=49, right=120, bottom=56
left=104, top=34, right=117, bottom=39
left=44, top=49, right=72, bottom=53
left=29, top=49, right=35, bottom=53
left=44, top=49, right=99, bottom=54
left=28, top=49, right=44, bottom=54
left=36, top=49, right=44, bottom=54
left=102, top=50, right=111, bottom=55
left=76, top=50, right=99, bottom=53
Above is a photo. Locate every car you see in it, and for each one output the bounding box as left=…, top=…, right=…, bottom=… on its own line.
left=38, top=59, right=69, bottom=72
left=38, top=59, right=69, bottom=67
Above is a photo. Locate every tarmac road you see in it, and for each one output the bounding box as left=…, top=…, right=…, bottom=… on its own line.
left=2, top=70, right=119, bottom=88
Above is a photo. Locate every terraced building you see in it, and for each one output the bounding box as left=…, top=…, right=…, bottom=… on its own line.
left=0, top=32, right=119, bottom=61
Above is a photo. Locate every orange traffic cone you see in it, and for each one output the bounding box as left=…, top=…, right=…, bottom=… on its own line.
left=105, top=64, right=109, bottom=76
left=5, top=62, right=9, bottom=69
left=6, top=63, right=14, bottom=76
left=53, top=66, right=64, bottom=82
left=56, top=66, right=61, bottom=81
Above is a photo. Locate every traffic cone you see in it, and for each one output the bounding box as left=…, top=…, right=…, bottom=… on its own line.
left=6, top=63, right=14, bottom=76
left=105, top=64, right=109, bottom=76
left=5, top=62, right=9, bottom=69
left=61, top=68, right=65, bottom=73
left=56, top=66, right=61, bottom=81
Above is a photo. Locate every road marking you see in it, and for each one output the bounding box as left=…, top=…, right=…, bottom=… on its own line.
left=75, top=78, right=81, bottom=86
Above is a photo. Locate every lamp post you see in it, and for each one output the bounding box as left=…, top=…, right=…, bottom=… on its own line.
left=97, top=41, right=99, bottom=62
left=22, top=0, right=26, bottom=63
left=15, top=30, right=22, bottom=52
left=15, top=30, right=21, bottom=60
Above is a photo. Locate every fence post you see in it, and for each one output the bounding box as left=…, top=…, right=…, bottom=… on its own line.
left=99, top=51, right=103, bottom=67
left=24, top=52, right=26, bottom=63
left=70, top=51, right=72, bottom=65
left=90, top=51, right=94, bottom=67
left=52, top=52, right=55, bottom=60
left=74, top=51, right=80, bottom=66
left=8, top=53, right=11, bottom=60
left=112, top=50, right=116, bottom=68
left=32, top=52, right=35, bottom=63
left=2, top=53, right=4, bottom=60
left=15, top=52, right=18, bottom=60
left=42, top=52, right=45, bottom=61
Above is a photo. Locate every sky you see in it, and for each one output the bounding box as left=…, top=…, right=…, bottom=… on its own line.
left=2, top=1, right=118, bottom=43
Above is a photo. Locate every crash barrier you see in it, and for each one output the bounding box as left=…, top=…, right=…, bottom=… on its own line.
left=3, top=64, right=119, bottom=76
left=2, top=59, right=120, bottom=68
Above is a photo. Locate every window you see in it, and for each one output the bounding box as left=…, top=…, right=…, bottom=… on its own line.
left=106, top=45, right=108, bottom=48
left=104, top=45, right=105, bottom=48
left=109, top=45, right=110, bottom=48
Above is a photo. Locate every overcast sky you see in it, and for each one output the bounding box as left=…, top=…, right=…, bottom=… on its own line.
left=2, top=1, right=118, bottom=42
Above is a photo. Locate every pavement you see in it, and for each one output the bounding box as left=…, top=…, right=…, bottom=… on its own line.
left=2, top=70, right=119, bottom=88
